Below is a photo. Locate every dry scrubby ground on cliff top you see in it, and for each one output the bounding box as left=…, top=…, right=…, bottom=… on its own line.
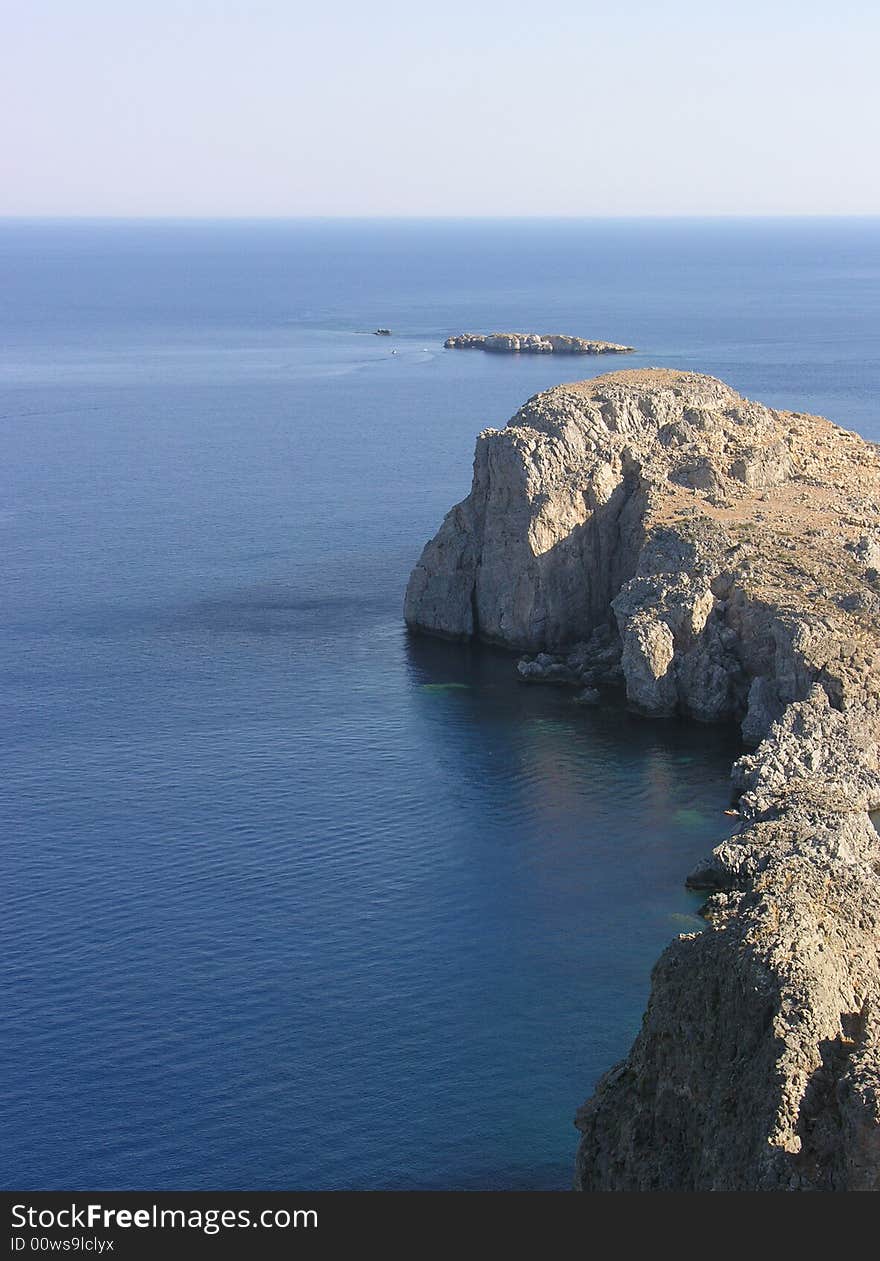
left=405, top=369, right=880, bottom=1189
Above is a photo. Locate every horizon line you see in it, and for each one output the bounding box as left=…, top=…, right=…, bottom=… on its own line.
left=1, top=212, right=880, bottom=224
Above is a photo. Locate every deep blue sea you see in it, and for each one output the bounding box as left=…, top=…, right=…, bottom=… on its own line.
left=2, top=218, right=879, bottom=1191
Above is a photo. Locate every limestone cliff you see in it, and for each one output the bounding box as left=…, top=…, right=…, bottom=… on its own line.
left=404, top=369, right=880, bottom=1190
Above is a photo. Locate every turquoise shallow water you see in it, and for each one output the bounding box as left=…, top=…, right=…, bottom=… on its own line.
left=1, top=218, right=878, bottom=1189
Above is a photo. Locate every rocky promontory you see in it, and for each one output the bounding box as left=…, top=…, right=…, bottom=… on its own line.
left=444, top=332, right=634, bottom=355
left=405, top=368, right=880, bottom=1190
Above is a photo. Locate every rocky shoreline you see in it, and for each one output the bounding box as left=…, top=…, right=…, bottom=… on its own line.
left=443, top=332, right=634, bottom=355
left=404, top=368, right=880, bottom=1190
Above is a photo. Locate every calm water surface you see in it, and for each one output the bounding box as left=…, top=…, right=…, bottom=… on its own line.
left=2, top=219, right=878, bottom=1188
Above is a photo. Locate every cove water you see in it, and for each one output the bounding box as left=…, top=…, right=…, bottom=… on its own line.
left=2, top=218, right=879, bottom=1190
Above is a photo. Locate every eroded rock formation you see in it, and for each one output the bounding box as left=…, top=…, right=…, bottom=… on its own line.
left=404, top=369, right=880, bottom=1190
left=443, top=332, right=634, bottom=354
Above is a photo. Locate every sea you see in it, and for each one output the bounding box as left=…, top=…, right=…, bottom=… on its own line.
left=2, top=217, right=879, bottom=1190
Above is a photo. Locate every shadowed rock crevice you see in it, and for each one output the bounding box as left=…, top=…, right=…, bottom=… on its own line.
left=794, top=1008, right=868, bottom=1190
left=405, top=369, right=880, bottom=1190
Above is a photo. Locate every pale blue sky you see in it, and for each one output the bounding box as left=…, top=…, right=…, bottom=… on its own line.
left=2, top=0, right=878, bottom=217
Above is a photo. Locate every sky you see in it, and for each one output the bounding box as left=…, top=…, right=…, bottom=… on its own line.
left=2, top=0, right=878, bottom=218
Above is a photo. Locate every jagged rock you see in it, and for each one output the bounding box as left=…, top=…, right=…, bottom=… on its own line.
left=443, top=332, right=634, bottom=355
left=847, top=533, right=880, bottom=571
left=404, top=368, right=880, bottom=1190
left=515, top=626, right=623, bottom=691
left=618, top=614, right=677, bottom=715
left=517, top=654, right=579, bottom=685
left=573, top=687, right=601, bottom=706
left=729, top=441, right=793, bottom=489
left=741, top=676, right=785, bottom=746
left=732, top=686, right=880, bottom=821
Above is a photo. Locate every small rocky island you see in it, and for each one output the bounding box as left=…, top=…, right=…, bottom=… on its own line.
left=444, top=332, right=634, bottom=355
left=405, top=368, right=880, bottom=1191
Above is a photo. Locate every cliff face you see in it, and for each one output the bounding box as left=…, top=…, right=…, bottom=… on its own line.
left=405, top=369, right=880, bottom=1190
left=406, top=369, right=880, bottom=741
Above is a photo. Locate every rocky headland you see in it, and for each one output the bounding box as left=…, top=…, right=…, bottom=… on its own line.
left=404, top=368, right=880, bottom=1190
left=444, top=332, right=634, bottom=355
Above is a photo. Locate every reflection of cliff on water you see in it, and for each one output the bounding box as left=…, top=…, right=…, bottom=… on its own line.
left=404, top=629, right=741, bottom=931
